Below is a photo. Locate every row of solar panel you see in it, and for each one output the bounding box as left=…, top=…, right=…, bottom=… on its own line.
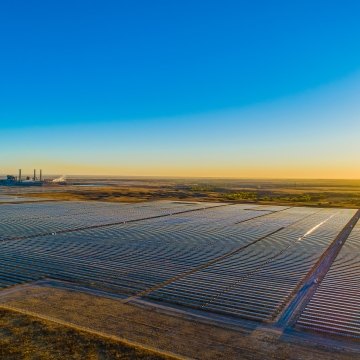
left=296, top=214, right=360, bottom=338
left=0, top=201, right=354, bottom=326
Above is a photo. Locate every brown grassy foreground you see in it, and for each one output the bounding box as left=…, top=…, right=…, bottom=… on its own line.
left=0, top=283, right=358, bottom=360
left=0, top=307, right=172, bottom=360
left=14, top=178, right=360, bottom=208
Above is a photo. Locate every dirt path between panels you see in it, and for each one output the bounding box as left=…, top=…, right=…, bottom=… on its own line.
left=0, top=283, right=359, bottom=360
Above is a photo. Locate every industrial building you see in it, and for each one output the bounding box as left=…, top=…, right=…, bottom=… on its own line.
left=0, top=169, right=44, bottom=186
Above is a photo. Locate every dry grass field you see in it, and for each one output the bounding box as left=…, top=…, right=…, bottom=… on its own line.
left=16, top=178, right=360, bottom=208
left=0, top=307, right=171, bottom=360
left=0, top=283, right=358, bottom=360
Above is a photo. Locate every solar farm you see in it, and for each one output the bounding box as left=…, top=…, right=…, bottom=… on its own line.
left=1, top=198, right=360, bottom=351
left=296, top=217, right=360, bottom=337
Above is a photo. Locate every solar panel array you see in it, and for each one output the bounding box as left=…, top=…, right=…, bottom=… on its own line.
left=145, top=208, right=355, bottom=321
left=0, top=200, right=218, bottom=240
left=0, top=202, right=279, bottom=291
left=295, top=216, right=360, bottom=338
left=0, top=200, right=356, bottom=328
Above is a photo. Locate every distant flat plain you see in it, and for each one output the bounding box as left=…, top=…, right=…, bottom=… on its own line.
left=8, top=177, right=360, bottom=208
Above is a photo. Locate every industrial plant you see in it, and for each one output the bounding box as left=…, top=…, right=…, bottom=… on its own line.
left=0, top=169, right=44, bottom=186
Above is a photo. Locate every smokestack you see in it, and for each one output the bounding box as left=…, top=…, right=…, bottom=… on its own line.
left=19, top=169, right=22, bottom=182
left=40, top=169, right=42, bottom=181
left=33, top=169, right=36, bottom=181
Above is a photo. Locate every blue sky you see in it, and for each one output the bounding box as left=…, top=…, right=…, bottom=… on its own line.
left=1, top=1, right=360, bottom=177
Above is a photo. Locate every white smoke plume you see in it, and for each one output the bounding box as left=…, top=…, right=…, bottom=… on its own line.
left=52, top=175, right=66, bottom=183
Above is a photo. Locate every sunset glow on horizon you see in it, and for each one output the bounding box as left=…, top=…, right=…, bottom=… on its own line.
left=1, top=1, right=360, bottom=179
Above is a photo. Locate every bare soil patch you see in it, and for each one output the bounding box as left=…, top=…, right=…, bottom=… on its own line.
left=0, top=284, right=358, bottom=360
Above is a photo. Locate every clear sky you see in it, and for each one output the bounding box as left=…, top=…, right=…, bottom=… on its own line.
left=1, top=1, right=360, bottom=178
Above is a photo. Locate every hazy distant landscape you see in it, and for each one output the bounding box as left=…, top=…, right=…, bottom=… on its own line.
left=9, top=177, right=360, bottom=208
